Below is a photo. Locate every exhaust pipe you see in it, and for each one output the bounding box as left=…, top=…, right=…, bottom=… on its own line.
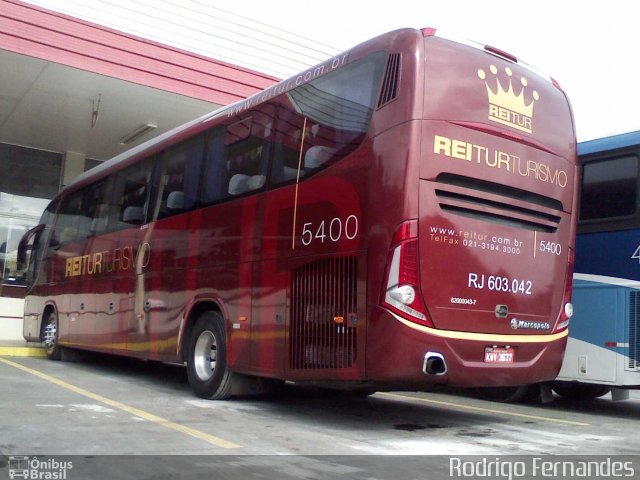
left=423, top=352, right=447, bottom=376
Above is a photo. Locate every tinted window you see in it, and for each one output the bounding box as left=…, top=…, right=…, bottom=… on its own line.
left=113, top=159, right=155, bottom=228
left=85, top=178, right=113, bottom=235
left=225, top=115, right=271, bottom=196
left=580, top=155, right=638, bottom=220
left=270, top=107, right=304, bottom=187
left=54, top=178, right=114, bottom=243
left=55, top=190, right=86, bottom=244
left=157, top=135, right=204, bottom=219
left=201, top=108, right=273, bottom=204
left=271, top=52, right=386, bottom=186
left=201, top=127, right=227, bottom=205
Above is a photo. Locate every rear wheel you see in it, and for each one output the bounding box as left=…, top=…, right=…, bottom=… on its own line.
left=42, top=311, right=62, bottom=360
left=552, top=381, right=611, bottom=400
left=186, top=311, right=239, bottom=399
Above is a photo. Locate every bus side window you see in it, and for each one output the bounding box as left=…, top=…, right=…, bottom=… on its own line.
left=74, top=184, right=111, bottom=241
left=223, top=112, right=272, bottom=196
left=201, top=108, right=274, bottom=205
left=54, top=190, right=85, bottom=244
left=157, top=135, right=204, bottom=219
left=279, top=51, right=386, bottom=175
left=270, top=106, right=305, bottom=187
left=200, top=127, right=228, bottom=206
left=87, top=178, right=113, bottom=235
left=580, top=155, right=638, bottom=221
left=113, top=159, right=154, bottom=229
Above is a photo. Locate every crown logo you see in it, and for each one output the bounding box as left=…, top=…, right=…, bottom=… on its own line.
left=477, top=65, right=539, bottom=134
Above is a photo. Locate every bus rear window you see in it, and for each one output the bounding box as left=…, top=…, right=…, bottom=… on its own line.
left=580, top=155, right=638, bottom=220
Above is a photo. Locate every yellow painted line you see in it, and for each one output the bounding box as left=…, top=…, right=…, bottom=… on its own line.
left=0, top=357, right=241, bottom=449
left=0, top=347, right=47, bottom=357
left=377, top=392, right=590, bottom=427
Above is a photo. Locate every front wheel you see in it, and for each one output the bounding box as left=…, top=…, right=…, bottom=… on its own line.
left=186, top=311, right=238, bottom=399
left=42, top=311, right=62, bottom=360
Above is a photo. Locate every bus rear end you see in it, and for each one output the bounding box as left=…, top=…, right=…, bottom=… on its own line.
left=374, top=31, right=577, bottom=388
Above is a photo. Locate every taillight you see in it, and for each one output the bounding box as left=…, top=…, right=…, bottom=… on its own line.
left=381, top=220, right=433, bottom=327
left=554, top=247, right=574, bottom=332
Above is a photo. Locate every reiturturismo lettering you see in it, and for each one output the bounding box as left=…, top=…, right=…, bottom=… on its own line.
left=64, top=243, right=150, bottom=278
left=433, top=134, right=568, bottom=188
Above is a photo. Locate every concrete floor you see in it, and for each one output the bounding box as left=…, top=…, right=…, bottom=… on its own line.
left=1, top=353, right=640, bottom=479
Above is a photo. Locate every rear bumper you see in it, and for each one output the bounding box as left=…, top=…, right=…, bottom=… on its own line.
left=366, top=307, right=567, bottom=388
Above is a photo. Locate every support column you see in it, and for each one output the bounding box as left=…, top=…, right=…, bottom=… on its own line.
left=61, top=151, right=86, bottom=189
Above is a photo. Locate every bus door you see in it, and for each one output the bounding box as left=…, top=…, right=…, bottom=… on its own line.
left=80, top=178, right=117, bottom=350
left=131, top=138, right=207, bottom=360
left=213, top=108, right=275, bottom=373
left=18, top=223, right=45, bottom=339
left=20, top=201, right=58, bottom=341
left=109, top=158, right=156, bottom=356
left=51, top=187, right=112, bottom=349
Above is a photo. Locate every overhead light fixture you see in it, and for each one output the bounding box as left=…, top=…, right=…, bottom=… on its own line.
left=118, top=122, right=158, bottom=145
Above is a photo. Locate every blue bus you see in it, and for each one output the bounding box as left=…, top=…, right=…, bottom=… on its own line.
left=553, top=130, right=640, bottom=400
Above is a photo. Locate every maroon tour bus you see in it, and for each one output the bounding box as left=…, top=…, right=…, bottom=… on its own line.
left=19, top=28, right=578, bottom=399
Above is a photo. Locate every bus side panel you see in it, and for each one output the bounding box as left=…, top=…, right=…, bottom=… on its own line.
left=576, top=230, right=640, bottom=280
left=79, top=234, right=117, bottom=351
left=110, top=226, right=140, bottom=357
left=248, top=257, right=287, bottom=377
left=110, top=223, right=157, bottom=359
left=280, top=146, right=371, bottom=381
left=189, top=196, right=262, bottom=371
left=365, top=121, right=421, bottom=380
left=557, top=281, right=622, bottom=384
left=248, top=185, right=298, bottom=378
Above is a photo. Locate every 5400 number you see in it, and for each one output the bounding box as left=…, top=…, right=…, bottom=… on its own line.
left=301, top=215, right=359, bottom=245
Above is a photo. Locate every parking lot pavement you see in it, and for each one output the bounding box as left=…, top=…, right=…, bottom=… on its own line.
left=2, top=353, right=640, bottom=478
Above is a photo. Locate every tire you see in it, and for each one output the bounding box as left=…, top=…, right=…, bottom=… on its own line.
left=42, top=310, right=62, bottom=361
left=552, top=381, right=611, bottom=400
left=186, top=311, right=238, bottom=400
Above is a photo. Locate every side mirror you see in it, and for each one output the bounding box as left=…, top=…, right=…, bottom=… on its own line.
left=17, top=224, right=45, bottom=267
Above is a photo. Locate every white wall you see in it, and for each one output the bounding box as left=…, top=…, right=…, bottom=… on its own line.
left=0, top=297, right=25, bottom=341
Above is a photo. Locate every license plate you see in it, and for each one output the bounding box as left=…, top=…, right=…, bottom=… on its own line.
left=484, top=347, right=515, bottom=363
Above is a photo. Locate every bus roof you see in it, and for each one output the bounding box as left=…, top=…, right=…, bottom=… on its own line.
left=63, top=27, right=414, bottom=194
left=578, top=130, right=640, bottom=156
left=65, top=25, right=566, bottom=197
